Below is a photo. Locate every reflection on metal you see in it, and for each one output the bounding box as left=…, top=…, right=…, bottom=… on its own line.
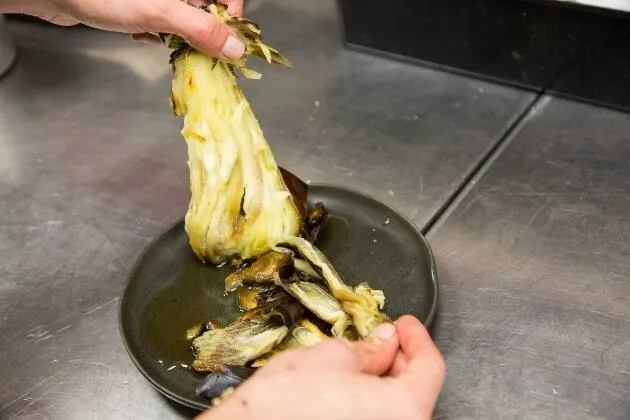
left=429, top=96, right=630, bottom=419
left=557, top=0, right=630, bottom=12
left=0, top=15, right=17, bottom=79
left=0, top=1, right=537, bottom=417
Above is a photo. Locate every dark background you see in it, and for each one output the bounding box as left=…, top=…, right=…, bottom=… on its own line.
left=338, top=0, right=630, bottom=112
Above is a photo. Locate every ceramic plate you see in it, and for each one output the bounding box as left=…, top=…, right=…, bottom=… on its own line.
left=119, top=184, right=439, bottom=410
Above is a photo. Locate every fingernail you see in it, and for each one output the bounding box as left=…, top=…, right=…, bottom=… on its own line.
left=221, top=35, right=244, bottom=59
left=369, top=323, right=396, bottom=342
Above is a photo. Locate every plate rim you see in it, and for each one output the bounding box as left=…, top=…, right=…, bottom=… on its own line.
left=118, top=182, right=439, bottom=411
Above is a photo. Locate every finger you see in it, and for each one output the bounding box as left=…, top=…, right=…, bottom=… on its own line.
left=165, top=1, right=244, bottom=59
left=396, top=315, right=441, bottom=362
left=253, top=338, right=357, bottom=378
left=393, top=315, right=446, bottom=413
left=387, top=351, right=407, bottom=376
left=262, top=323, right=399, bottom=376
left=219, top=0, right=244, bottom=17
left=295, top=323, right=398, bottom=375
left=387, top=315, right=424, bottom=376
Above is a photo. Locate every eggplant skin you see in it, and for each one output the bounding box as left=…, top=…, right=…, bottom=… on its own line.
left=280, top=167, right=308, bottom=220
left=225, top=251, right=295, bottom=292
left=196, top=365, right=256, bottom=401
left=303, top=202, right=328, bottom=242
left=237, top=284, right=284, bottom=311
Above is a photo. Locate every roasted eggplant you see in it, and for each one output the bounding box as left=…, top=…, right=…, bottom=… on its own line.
left=276, top=280, right=351, bottom=338
left=279, top=236, right=390, bottom=338
left=160, top=3, right=391, bottom=398
left=252, top=319, right=328, bottom=367
left=196, top=365, right=256, bottom=401
left=303, top=202, right=328, bottom=243
left=225, top=251, right=294, bottom=292
left=237, top=284, right=286, bottom=311
left=192, top=299, right=304, bottom=372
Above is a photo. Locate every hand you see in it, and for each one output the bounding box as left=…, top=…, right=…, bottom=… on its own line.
left=1, top=0, right=245, bottom=59
left=198, top=315, right=446, bottom=420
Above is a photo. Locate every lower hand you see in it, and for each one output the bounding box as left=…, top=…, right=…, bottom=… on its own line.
left=198, top=315, right=446, bottom=420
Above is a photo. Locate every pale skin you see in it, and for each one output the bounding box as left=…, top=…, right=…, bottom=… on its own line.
left=0, top=0, right=447, bottom=418
left=0, top=0, right=247, bottom=59
left=199, top=316, right=446, bottom=420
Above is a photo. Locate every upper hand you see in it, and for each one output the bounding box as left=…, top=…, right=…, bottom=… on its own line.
left=6, top=0, right=245, bottom=59
left=198, top=315, right=446, bottom=420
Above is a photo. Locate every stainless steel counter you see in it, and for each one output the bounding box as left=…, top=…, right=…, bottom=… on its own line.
left=0, top=0, right=536, bottom=418
left=429, top=97, right=630, bottom=419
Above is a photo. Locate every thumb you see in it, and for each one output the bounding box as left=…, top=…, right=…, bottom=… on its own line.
left=163, top=1, right=245, bottom=59
left=350, top=322, right=400, bottom=375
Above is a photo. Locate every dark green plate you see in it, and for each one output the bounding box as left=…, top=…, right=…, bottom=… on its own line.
left=118, top=184, right=438, bottom=411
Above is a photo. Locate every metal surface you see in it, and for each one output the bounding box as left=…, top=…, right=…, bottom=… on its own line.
left=0, top=15, right=17, bottom=78
left=0, top=0, right=534, bottom=418
left=429, top=96, right=630, bottom=419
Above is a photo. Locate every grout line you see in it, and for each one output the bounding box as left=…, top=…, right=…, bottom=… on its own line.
left=422, top=92, right=549, bottom=238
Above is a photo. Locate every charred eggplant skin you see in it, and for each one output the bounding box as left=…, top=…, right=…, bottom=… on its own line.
left=304, top=202, right=328, bottom=242
left=225, top=251, right=295, bottom=292
left=196, top=365, right=256, bottom=400
left=280, top=167, right=309, bottom=221
left=237, top=284, right=285, bottom=311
